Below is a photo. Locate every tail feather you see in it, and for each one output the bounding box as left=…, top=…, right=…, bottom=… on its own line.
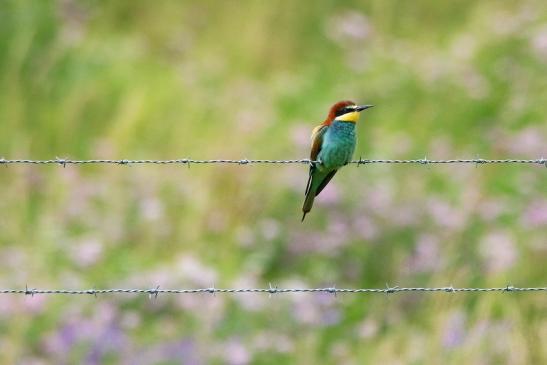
left=301, top=188, right=316, bottom=222
left=302, top=167, right=336, bottom=222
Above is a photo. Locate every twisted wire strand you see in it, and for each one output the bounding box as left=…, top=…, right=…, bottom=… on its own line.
left=2, top=286, right=546, bottom=297
left=0, top=157, right=546, bottom=167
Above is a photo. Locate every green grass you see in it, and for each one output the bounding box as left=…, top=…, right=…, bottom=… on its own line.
left=0, top=0, right=546, bottom=363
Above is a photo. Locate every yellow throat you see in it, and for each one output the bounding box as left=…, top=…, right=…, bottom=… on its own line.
left=335, top=111, right=360, bottom=123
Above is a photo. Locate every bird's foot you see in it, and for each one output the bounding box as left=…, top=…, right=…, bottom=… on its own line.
left=310, top=159, right=322, bottom=169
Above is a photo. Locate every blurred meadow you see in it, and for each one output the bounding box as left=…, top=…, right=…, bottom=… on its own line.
left=1, top=0, right=546, bottom=363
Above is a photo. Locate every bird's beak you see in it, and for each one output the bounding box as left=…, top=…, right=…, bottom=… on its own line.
left=354, top=105, right=374, bottom=112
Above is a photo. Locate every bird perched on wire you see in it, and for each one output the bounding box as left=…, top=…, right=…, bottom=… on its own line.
left=302, top=100, right=374, bottom=221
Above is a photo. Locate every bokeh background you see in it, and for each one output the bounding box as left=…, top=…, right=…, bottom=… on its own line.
left=1, top=0, right=546, bottom=364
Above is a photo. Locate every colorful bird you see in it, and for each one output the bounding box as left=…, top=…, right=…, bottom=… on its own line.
left=302, top=101, right=374, bottom=221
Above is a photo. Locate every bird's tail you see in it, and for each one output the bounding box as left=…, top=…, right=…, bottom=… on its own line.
left=301, top=187, right=316, bottom=222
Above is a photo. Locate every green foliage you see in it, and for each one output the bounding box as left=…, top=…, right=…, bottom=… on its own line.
left=0, top=0, right=546, bottom=363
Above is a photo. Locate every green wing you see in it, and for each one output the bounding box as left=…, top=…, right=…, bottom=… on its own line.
left=305, top=125, right=328, bottom=195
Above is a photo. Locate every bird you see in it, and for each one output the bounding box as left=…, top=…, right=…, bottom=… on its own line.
left=301, top=100, right=374, bottom=221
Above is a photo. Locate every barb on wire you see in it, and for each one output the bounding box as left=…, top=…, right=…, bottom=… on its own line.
left=0, top=286, right=545, bottom=297
left=0, top=157, right=545, bottom=167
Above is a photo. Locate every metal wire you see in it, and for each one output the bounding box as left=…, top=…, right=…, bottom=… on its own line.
left=0, top=157, right=546, bottom=167
left=1, top=158, right=544, bottom=300
left=2, top=285, right=545, bottom=297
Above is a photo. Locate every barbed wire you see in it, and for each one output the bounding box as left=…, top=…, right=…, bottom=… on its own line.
left=2, top=285, right=545, bottom=298
left=0, top=157, right=546, bottom=167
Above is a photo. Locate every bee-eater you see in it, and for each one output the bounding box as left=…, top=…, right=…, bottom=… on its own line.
left=302, top=101, right=373, bottom=221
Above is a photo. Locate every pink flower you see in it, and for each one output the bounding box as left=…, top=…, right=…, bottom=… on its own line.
left=531, top=25, right=547, bottom=60
left=291, top=124, right=313, bottom=148
left=357, top=319, right=378, bottom=339
left=223, top=339, right=251, bottom=365
left=352, top=215, right=378, bottom=241
left=405, top=234, right=442, bottom=273
left=442, top=311, right=466, bottom=349
left=325, top=11, right=371, bottom=44
left=427, top=198, right=466, bottom=230
left=68, top=237, right=104, bottom=267
left=259, top=219, right=281, bottom=241
left=507, top=128, right=546, bottom=156
left=479, top=231, right=518, bottom=274
left=176, top=255, right=218, bottom=286
left=318, top=183, right=340, bottom=205
left=522, top=200, right=547, bottom=228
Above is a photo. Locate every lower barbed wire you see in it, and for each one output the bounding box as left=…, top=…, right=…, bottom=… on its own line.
left=0, top=286, right=545, bottom=296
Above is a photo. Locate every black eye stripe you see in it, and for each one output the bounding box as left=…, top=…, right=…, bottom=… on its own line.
left=335, top=106, right=353, bottom=116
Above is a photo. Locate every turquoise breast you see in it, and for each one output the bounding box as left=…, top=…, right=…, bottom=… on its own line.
left=318, top=121, right=356, bottom=170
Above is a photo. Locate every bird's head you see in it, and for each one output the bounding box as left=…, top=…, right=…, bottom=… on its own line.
left=325, top=100, right=374, bottom=124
